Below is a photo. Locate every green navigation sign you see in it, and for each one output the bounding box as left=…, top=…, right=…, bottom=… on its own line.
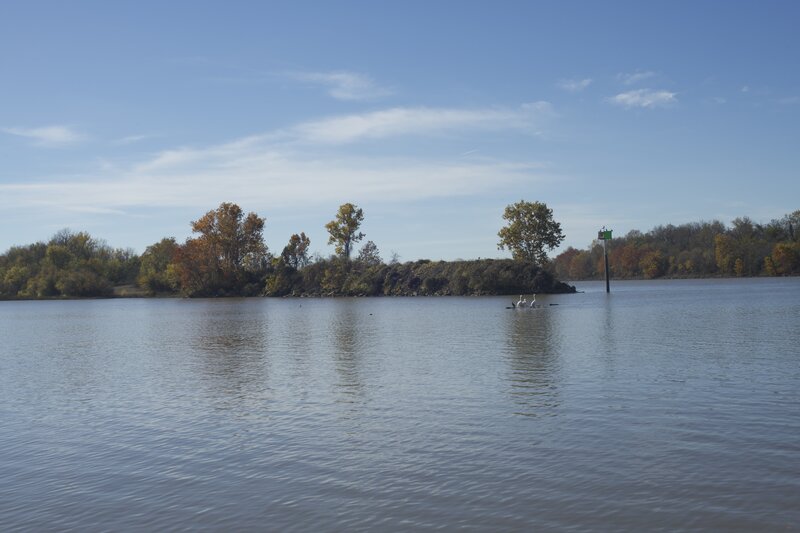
left=598, top=227, right=612, bottom=292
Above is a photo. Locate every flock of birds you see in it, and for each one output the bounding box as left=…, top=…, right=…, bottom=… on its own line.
left=511, top=294, right=537, bottom=309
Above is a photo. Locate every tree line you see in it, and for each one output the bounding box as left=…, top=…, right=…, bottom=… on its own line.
left=552, top=211, right=800, bottom=280
left=0, top=229, right=140, bottom=298
left=0, top=200, right=573, bottom=299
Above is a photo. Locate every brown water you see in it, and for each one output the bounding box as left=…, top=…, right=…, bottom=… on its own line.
left=1, top=278, right=798, bottom=531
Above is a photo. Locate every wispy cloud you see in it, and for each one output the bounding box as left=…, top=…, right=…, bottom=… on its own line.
left=288, top=70, right=392, bottom=101
left=608, top=89, right=677, bottom=109
left=618, top=71, right=656, bottom=85
left=0, top=105, right=552, bottom=215
left=292, top=103, right=553, bottom=144
left=557, top=78, right=592, bottom=92
left=0, top=156, right=544, bottom=214
left=2, top=125, right=85, bottom=146
left=112, top=134, right=156, bottom=145
left=65, top=206, right=128, bottom=215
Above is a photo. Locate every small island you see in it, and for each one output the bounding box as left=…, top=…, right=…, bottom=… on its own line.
left=0, top=200, right=575, bottom=299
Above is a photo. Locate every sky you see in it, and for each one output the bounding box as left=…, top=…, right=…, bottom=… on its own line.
left=1, top=1, right=799, bottom=261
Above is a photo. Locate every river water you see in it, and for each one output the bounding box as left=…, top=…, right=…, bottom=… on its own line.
left=1, top=278, right=798, bottom=531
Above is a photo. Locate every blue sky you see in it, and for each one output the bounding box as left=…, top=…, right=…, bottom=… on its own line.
left=1, top=1, right=798, bottom=260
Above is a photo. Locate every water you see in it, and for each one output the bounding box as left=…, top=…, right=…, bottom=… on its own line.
left=1, top=278, right=799, bottom=531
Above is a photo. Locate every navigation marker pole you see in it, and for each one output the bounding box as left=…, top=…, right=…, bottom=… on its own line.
left=598, top=228, right=612, bottom=293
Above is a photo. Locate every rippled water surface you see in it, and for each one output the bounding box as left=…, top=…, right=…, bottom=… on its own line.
left=2, top=278, right=799, bottom=531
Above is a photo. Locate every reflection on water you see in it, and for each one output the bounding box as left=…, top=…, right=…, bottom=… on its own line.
left=503, top=307, right=562, bottom=416
left=329, top=300, right=365, bottom=403
left=1, top=278, right=799, bottom=531
left=189, top=300, right=271, bottom=401
left=284, top=303, right=312, bottom=357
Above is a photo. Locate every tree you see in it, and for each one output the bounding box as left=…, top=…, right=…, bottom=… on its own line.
left=640, top=250, right=667, bottom=279
left=772, top=242, right=800, bottom=275
left=768, top=210, right=800, bottom=242
left=357, top=240, right=382, bottom=266
left=325, top=203, right=365, bottom=260
left=173, top=202, right=268, bottom=295
left=616, top=243, right=644, bottom=278
left=137, top=237, right=179, bottom=293
left=497, top=200, right=564, bottom=264
left=281, top=232, right=311, bottom=269
left=190, top=202, right=268, bottom=275
left=714, top=233, right=734, bottom=275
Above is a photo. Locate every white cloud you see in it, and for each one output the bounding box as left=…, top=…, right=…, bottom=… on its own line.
left=557, top=78, right=592, bottom=92
left=0, top=105, right=553, bottom=216
left=608, top=89, right=677, bottom=109
left=65, top=206, right=128, bottom=215
left=112, top=134, right=155, bottom=145
left=288, top=70, right=392, bottom=101
left=618, top=71, right=656, bottom=85
left=293, top=103, right=551, bottom=144
left=2, top=125, right=85, bottom=146
left=0, top=156, right=544, bottom=214
left=135, top=147, right=206, bottom=173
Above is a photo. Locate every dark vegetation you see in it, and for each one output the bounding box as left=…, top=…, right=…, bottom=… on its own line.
left=266, top=256, right=574, bottom=297
left=552, top=212, right=800, bottom=280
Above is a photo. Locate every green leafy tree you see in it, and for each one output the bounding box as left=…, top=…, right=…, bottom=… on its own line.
left=138, top=237, right=179, bottom=293
left=2, top=265, right=30, bottom=296
left=55, top=269, right=113, bottom=297
left=45, top=244, right=72, bottom=269
left=497, top=200, right=565, bottom=264
left=325, top=203, right=365, bottom=260
left=51, top=229, right=98, bottom=260
left=0, top=229, right=138, bottom=299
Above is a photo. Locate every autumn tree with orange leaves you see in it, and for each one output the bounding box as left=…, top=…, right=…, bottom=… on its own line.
left=173, top=202, right=269, bottom=296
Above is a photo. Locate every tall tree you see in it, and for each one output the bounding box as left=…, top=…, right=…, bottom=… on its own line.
left=190, top=202, right=267, bottom=274
left=281, top=232, right=311, bottom=269
left=174, top=202, right=268, bottom=295
left=325, top=203, right=365, bottom=259
left=497, top=200, right=564, bottom=264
